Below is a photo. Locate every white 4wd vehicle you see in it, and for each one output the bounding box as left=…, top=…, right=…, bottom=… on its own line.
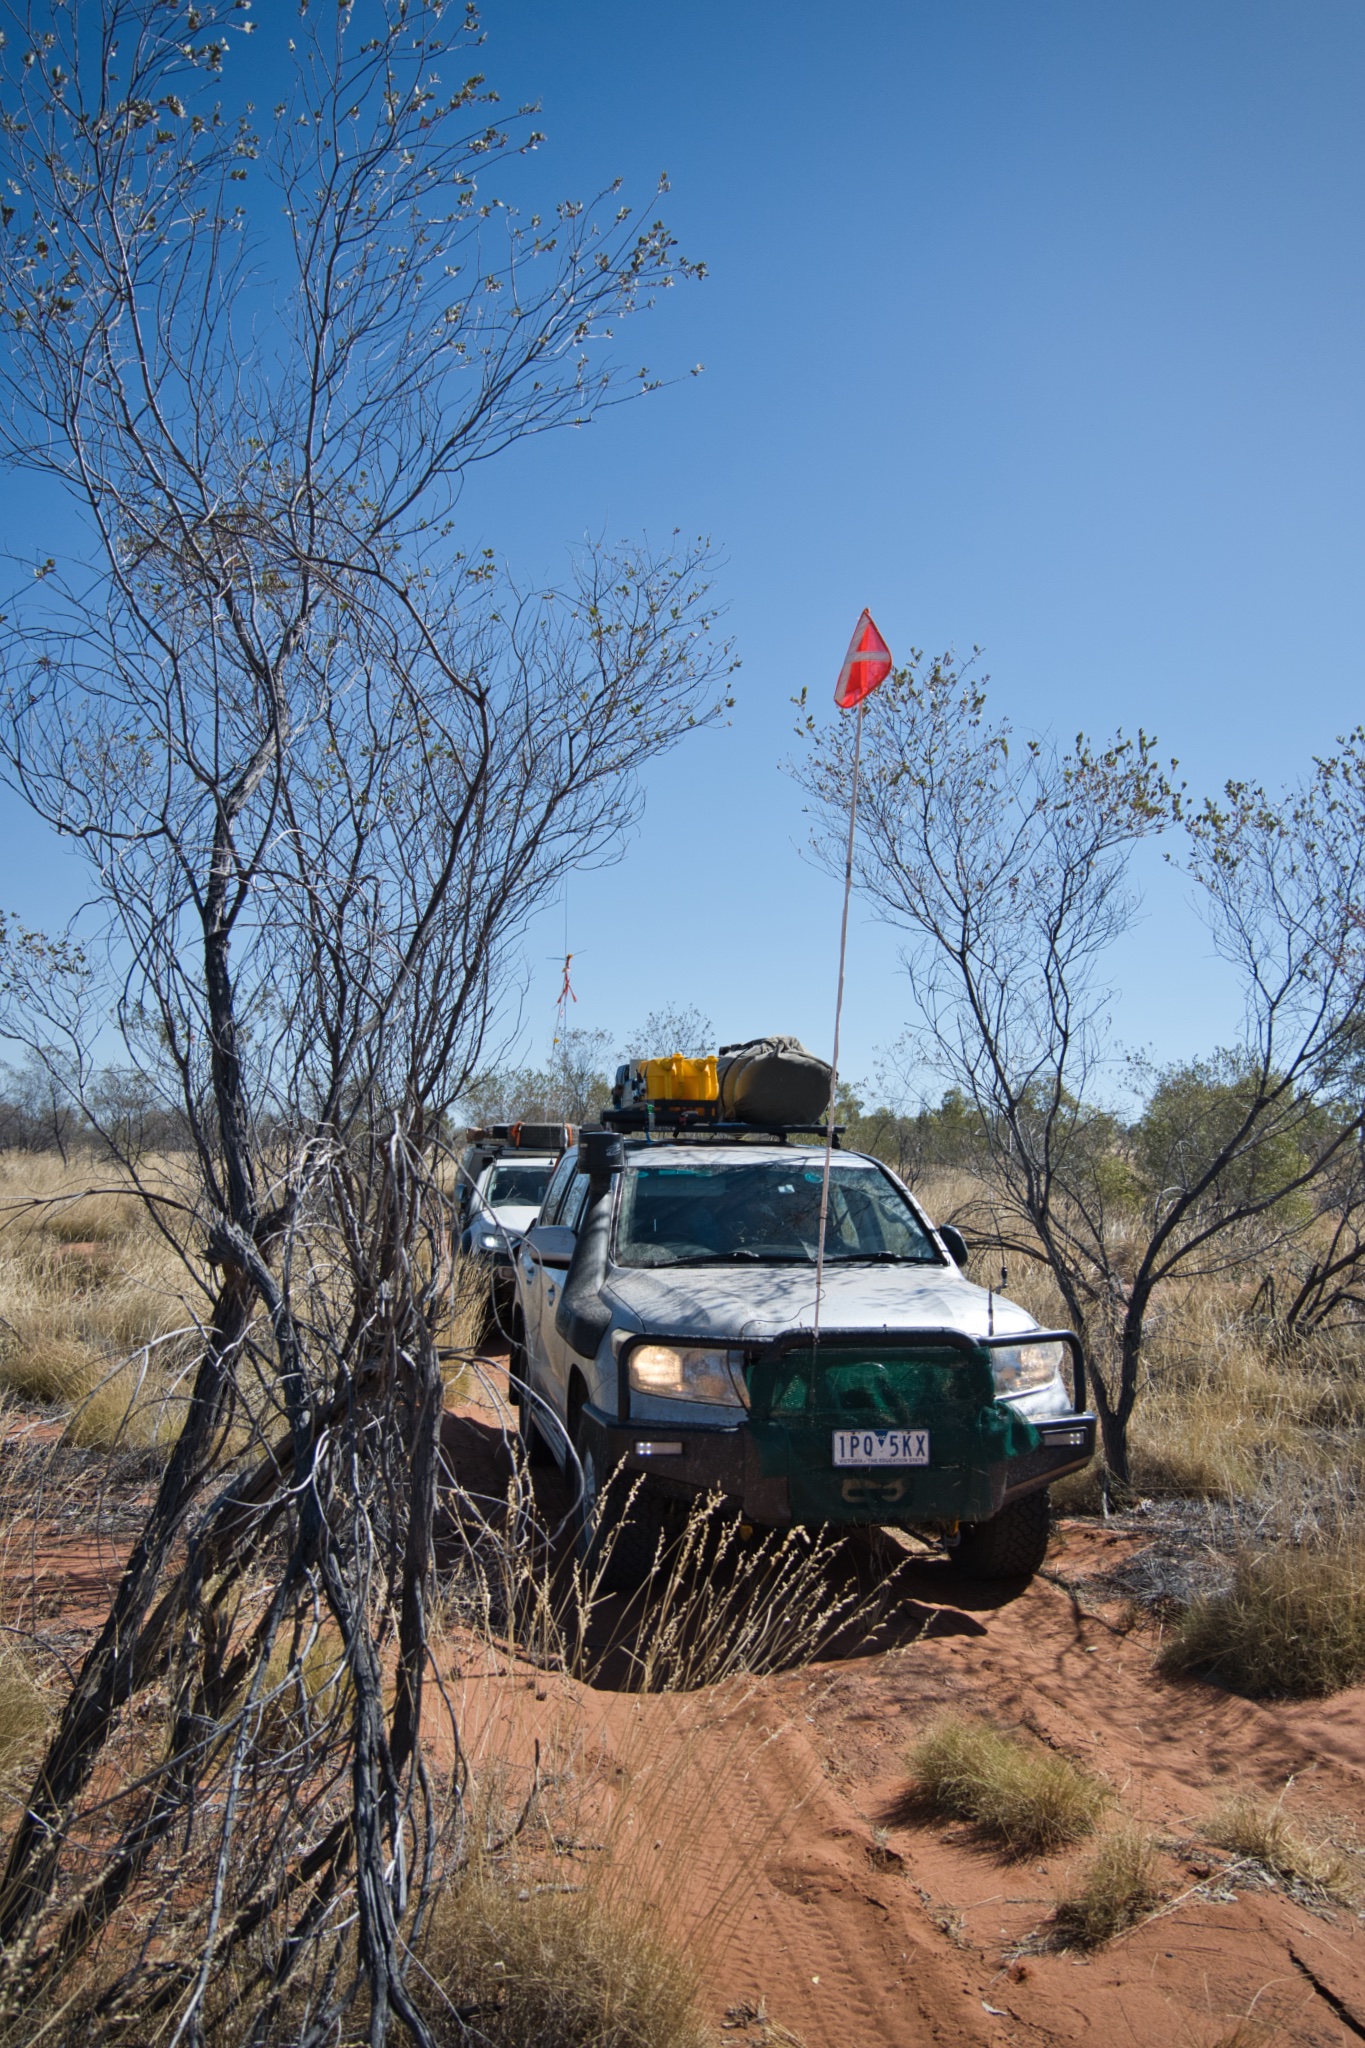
left=511, top=1128, right=1095, bottom=1584
left=458, top=1131, right=565, bottom=1334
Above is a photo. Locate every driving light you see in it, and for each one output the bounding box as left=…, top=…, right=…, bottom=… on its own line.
left=628, top=1344, right=748, bottom=1407
left=478, top=1232, right=501, bottom=1252
left=992, top=1339, right=1065, bottom=1396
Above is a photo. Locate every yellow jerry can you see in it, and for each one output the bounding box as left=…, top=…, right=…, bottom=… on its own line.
left=644, top=1055, right=719, bottom=1102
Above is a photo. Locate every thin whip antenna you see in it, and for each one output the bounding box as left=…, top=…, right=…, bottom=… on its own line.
left=813, top=694, right=867, bottom=1345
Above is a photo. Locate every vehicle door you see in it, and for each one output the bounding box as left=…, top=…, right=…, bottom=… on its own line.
left=536, top=1170, right=595, bottom=1416
left=536, top=1171, right=601, bottom=1425
left=516, top=1156, right=583, bottom=1396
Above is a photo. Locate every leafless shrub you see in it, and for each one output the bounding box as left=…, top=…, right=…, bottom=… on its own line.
left=0, top=1, right=728, bottom=2038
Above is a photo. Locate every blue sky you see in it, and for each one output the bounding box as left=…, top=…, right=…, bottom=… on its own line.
left=5, top=2, right=1365, bottom=1101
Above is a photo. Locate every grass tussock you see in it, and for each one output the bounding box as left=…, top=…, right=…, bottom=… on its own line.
left=420, top=1868, right=710, bottom=2048
left=0, top=1645, right=51, bottom=1802
left=1050, top=1825, right=1162, bottom=1947
left=1124, top=1291, right=1365, bottom=1500
left=906, top=1715, right=1108, bottom=1856
left=449, top=1469, right=866, bottom=1695
left=1159, top=1543, right=1365, bottom=1698
left=0, top=1152, right=205, bottom=1457
left=40, top=1190, right=145, bottom=1244
left=0, top=1332, right=102, bottom=1407
left=1207, top=1790, right=1358, bottom=1899
left=61, top=1356, right=185, bottom=1454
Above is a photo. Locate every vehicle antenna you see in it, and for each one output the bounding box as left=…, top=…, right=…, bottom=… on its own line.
left=813, top=610, right=893, bottom=1346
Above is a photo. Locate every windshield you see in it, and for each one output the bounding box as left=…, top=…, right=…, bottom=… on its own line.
left=614, top=1159, right=941, bottom=1269
left=485, top=1162, right=553, bottom=1208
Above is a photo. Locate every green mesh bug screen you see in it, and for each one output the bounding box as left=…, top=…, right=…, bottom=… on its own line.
left=745, top=1341, right=1041, bottom=1523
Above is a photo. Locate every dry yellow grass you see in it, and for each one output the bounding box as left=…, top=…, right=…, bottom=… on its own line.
left=907, top=1715, right=1108, bottom=1856
left=417, top=1867, right=710, bottom=2048
left=1050, top=1825, right=1162, bottom=1947
left=1206, top=1789, right=1358, bottom=1899
left=1160, top=1541, right=1365, bottom=1697
left=0, top=1644, right=50, bottom=1804
left=1129, top=1285, right=1365, bottom=1500
left=913, top=1169, right=1365, bottom=1507
left=0, top=1152, right=205, bottom=1456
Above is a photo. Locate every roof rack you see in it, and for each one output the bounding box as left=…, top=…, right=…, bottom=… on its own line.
left=601, top=1105, right=843, bottom=1146
left=463, top=1121, right=574, bottom=1153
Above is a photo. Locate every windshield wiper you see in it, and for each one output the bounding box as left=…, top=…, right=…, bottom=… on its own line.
left=650, top=1251, right=814, bottom=1267
left=821, top=1251, right=940, bottom=1265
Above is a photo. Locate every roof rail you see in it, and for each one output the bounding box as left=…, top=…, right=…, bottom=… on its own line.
left=601, top=1106, right=844, bottom=1146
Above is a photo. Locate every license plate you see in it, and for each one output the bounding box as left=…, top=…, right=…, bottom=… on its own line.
left=832, top=1428, right=929, bottom=1467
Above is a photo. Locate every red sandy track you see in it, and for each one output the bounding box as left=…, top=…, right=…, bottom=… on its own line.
left=441, top=1382, right=1365, bottom=2048
left=7, top=1392, right=1365, bottom=2046
left=442, top=1519, right=1365, bottom=2047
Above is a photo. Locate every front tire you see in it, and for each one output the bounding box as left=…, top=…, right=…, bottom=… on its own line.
left=948, top=1489, right=1051, bottom=1580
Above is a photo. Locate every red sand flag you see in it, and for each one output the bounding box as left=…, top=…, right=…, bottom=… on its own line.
left=834, top=608, right=892, bottom=709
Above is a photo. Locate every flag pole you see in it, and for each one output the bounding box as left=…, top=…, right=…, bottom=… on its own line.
left=813, top=691, right=867, bottom=1345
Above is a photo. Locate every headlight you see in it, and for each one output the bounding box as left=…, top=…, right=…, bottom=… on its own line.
left=991, top=1339, right=1065, bottom=1396
left=628, top=1344, right=748, bottom=1408
left=478, top=1231, right=501, bottom=1252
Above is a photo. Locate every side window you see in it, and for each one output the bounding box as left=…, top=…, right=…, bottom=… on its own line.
left=560, top=1172, right=592, bottom=1234
left=540, top=1152, right=579, bottom=1226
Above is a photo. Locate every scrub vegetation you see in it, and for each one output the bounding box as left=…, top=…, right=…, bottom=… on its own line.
left=416, top=1868, right=711, bottom=2048
left=1049, top=1826, right=1163, bottom=1949
left=0, top=0, right=1362, bottom=2034
left=906, top=1715, right=1109, bottom=1856
left=1159, top=1541, right=1365, bottom=1699
left=796, top=660, right=1365, bottom=1488
left=0, top=0, right=733, bottom=2030
left=1205, top=1790, right=1359, bottom=1900
left=0, top=1154, right=195, bottom=1455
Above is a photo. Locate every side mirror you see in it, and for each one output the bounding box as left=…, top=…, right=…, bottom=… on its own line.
left=940, top=1224, right=970, bottom=1269
left=524, top=1223, right=576, bottom=1270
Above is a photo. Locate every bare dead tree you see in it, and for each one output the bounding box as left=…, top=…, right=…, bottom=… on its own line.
left=796, top=658, right=1365, bottom=1481
left=1280, top=1126, right=1365, bottom=1335
left=0, top=4, right=728, bottom=2039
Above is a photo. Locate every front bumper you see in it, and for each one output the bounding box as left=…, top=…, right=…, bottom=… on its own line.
left=580, top=1403, right=1097, bottom=1529
left=586, top=1324, right=1096, bottom=1529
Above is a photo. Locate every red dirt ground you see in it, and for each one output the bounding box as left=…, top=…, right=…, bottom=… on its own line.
left=436, top=1374, right=1365, bottom=2048
left=7, top=1387, right=1365, bottom=2048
